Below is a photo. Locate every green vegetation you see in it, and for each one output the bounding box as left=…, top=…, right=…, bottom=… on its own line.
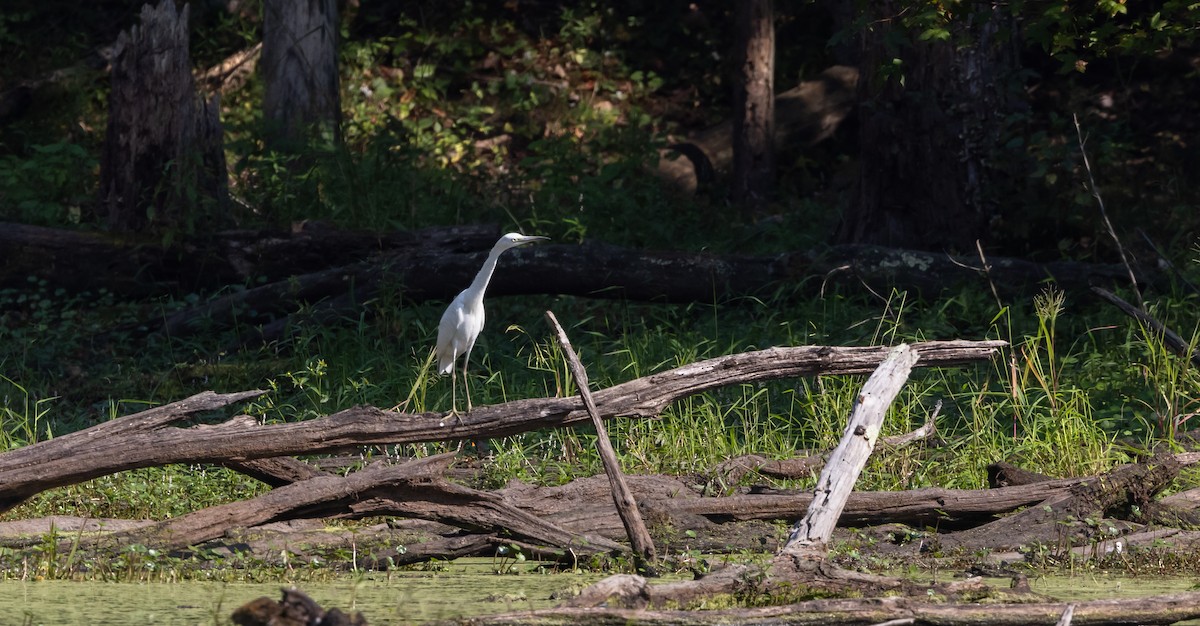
left=1, top=0, right=1199, bottom=585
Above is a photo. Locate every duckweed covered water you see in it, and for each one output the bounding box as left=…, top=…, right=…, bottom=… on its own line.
left=4, top=562, right=1199, bottom=625
left=0, top=559, right=612, bottom=625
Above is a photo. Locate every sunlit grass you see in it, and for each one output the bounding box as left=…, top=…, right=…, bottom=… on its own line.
left=4, top=275, right=1199, bottom=524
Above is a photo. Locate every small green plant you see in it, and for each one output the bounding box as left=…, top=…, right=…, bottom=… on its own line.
left=0, top=141, right=95, bottom=226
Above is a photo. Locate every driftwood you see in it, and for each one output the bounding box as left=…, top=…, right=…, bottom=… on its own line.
left=457, top=592, right=1200, bottom=626
left=0, top=340, right=1004, bottom=513
left=546, top=310, right=657, bottom=571
left=783, top=345, right=919, bottom=552
left=101, top=452, right=622, bottom=555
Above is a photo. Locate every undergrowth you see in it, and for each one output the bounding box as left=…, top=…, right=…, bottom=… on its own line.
left=3, top=279, right=1199, bottom=520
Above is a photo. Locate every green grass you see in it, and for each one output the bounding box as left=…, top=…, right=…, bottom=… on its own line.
left=4, top=278, right=1197, bottom=520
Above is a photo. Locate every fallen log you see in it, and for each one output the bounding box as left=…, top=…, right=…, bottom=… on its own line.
left=102, top=452, right=623, bottom=554
left=454, top=592, right=1200, bottom=626
left=0, top=221, right=497, bottom=297
left=158, top=240, right=1151, bottom=341
left=783, top=345, right=919, bottom=553
left=656, top=66, right=859, bottom=194
left=0, top=340, right=1004, bottom=513
left=0, top=221, right=1149, bottom=340
left=940, top=453, right=1184, bottom=551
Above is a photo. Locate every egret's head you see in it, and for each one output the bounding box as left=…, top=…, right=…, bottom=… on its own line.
left=495, top=232, right=550, bottom=251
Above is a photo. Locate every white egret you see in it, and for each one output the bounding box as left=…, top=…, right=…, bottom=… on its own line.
left=436, top=232, right=549, bottom=414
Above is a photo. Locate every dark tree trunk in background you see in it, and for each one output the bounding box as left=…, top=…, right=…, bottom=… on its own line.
left=262, top=0, right=341, bottom=148
left=836, top=2, right=1019, bottom=251
left=732, top=0, right=775, bottom=217
left=99, top=0, right=229, bottom=232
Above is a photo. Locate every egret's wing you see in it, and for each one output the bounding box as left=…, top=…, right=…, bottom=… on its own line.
left=435, top=294, right=468, bottom=374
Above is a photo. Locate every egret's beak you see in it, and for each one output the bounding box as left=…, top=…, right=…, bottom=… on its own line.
left=519, top=236, right=550, bottom=244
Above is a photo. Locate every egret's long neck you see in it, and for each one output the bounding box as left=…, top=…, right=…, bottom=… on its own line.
left=465, top=247, right=505, bottom=306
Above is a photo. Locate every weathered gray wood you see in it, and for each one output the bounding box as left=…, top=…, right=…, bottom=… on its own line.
left=108, top=452, right=623, bottom=554
left=0, top=340, right=1003, bottom=513
left=783, top=345, right=920, bottom=552
left=455, top=592, right=1200, bottom=626
left=546, top=310, right=657, bottom=571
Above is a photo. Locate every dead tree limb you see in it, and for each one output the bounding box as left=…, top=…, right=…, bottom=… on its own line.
left=1091, top=285, right=1200, bottom=367
left=104, top=452, right=623, bottom=554
left=715, top=406, right=938, bottom=485
left=0, top=340, right=1004, bottom=513
left=781, top=345, right=919, bottom=552
left=463, top=591, right=1200, bottom=626
left=546, top=310, right=657, bottom=572
left=940, top=453, right=1184, bottom=551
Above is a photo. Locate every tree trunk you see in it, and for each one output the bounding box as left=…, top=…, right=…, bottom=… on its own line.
left=262, top=0, right=341, bottom=147
left=98, top=0, right=229, bottom=232
left=731, top=0, right=775, bottom=216
left=836, top=2, right=1018, bottom=251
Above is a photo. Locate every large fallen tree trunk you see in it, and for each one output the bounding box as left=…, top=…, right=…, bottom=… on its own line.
left=158, top=241, right=1152, bottom=341
left=0, top=221, right=498, bottom=296
left=100, top=452, right=623, bottom=555
left=657, top=66, right=859, bottom=194
left=0, top=340, right=1003, bottom=513
left=457, top=592, right=1200, bottom=626
left=1, top=220, right=1150, bottom=338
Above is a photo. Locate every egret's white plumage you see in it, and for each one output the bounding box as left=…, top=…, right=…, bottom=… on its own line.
left=435, top=232, right=548, bottom=414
